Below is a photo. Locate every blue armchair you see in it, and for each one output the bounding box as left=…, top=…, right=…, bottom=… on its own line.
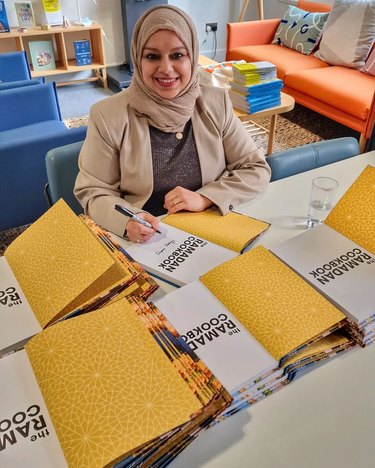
left=0, top=82, right=87, bottom=231
left=0, top=51, right=32, bottom=82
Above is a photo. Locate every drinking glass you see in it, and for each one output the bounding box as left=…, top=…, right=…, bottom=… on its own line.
left=306, top=176, right=339, bottom=228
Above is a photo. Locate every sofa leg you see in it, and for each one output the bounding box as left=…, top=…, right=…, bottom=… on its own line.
left=359, top=133, right=366, bottom=153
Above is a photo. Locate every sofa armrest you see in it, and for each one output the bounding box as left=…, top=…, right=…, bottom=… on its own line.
left=365, top=91, right=375, bottom=140
left=226, top=19, right=281, bottom=56
left=0, top=77, right=45, bottom=91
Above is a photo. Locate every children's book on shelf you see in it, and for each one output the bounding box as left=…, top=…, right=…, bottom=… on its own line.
left=14, top=2, right=36, bottom=29
left=0, top=199, right=157, bottom=357
left=0, top=1, right=10, bottom=33
left=73, top=39, right=92, bottom=66
left=0, top=297, right=231, bottom=467
left=29, top=40, right=56, bottom=72
left=156, top=245, right=354, bottom=420
left=113, top=208, right=269, bottom=287
left=41, top=0, right=63, bottom=26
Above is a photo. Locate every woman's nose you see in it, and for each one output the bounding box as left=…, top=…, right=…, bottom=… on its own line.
left=158, top=58, right=173, bottom=74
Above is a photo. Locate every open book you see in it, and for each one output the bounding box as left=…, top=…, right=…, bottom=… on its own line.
left=115, top=208, right=269, bottom=287
left=114, top=223, right=237, bottom=287
left=0, top=297, right=231, bottom=467
left=155, top=246, right=353, bottom=420
left=162, top=207, right=270, bottom=253
left=0, top=200, right=157, bottom=357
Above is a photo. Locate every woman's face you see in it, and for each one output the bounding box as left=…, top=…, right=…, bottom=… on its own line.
left=141, top=29, right=192, bottom=99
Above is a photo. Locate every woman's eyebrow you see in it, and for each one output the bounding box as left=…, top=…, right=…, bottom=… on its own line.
left=143, top=46, right=188, bottom=52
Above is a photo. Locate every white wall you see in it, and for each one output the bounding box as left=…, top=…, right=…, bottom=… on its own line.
left=3, top=0, right=330, bottom=66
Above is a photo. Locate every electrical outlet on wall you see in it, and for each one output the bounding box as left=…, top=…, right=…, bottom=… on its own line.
left=205, top=22, right=218, bottom=33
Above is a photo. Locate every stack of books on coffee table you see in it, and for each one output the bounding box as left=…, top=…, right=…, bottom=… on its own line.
left=229, top=61, right=283, bottom=113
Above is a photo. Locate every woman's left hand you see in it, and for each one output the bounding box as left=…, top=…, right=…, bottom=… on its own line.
left=164, top=186, right=213, bottom=214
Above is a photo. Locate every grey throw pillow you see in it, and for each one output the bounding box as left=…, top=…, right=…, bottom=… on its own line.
left=314, top=0, right=375, bottom=69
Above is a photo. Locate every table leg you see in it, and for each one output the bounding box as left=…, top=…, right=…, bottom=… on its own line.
left=267, top=114, right=277, bottom=155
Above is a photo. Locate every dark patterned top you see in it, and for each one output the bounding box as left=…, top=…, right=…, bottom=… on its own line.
left=142, top=119, right=202, bottom=215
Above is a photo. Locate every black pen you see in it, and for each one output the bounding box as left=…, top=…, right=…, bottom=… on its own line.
left=115, top=204, right=161, bottom=233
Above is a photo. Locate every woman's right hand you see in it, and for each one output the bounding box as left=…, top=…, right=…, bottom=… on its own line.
left=126, top=213, right=159, bottom=243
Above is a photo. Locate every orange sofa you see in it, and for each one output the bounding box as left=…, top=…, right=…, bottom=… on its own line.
left=226, top=0, right=375, bottom=151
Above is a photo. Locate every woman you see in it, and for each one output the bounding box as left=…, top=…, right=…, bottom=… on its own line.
left=74, top=5, right=270, bottom=243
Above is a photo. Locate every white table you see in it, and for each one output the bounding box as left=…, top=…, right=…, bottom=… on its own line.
left=167, top=151, right=375, bottom=468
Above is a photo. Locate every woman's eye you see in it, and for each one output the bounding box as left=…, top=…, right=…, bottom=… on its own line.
left=145, top=53, right=158, bottom=60
left=172, top=52, right=184, bottom=60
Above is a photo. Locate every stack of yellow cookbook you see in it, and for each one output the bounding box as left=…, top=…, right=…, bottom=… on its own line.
left=0, top=297, right=232, bottom=467
left=0, top=199, right=157, bottom=357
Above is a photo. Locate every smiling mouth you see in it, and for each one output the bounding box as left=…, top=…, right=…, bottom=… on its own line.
left=155, top=77, right=178, bottom=87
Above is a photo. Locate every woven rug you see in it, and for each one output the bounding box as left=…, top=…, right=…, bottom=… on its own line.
left=1, top=105, right=358, bottom=254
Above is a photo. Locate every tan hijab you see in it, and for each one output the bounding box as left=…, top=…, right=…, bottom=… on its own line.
left=127, top=5, right=199, bottom=133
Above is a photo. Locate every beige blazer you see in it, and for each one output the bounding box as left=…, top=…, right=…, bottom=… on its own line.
left=74, top=85, right=271, bottom=236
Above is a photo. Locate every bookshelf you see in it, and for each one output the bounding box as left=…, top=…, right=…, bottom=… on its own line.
left=0, top=24, right=107, bottom=87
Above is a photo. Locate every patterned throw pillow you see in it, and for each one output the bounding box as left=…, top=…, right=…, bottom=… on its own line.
left=315, top=0, right=375, bottom=69
left=273, top=5, right=329, bottom=55
left=362, top=48, right=375, bottom=76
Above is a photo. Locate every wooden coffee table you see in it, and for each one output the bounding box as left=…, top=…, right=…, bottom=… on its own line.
left=198, top=55, right=295, bottom=155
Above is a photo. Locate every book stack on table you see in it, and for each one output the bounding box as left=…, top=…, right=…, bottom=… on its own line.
left=229, top=61, right=283, bottom=113
left=156, top=246, right=354, bottom=423
left=0, top=199, right=158, bottom=358
left=0, top=297, right=231, bottom=467
left=272, top=165, right=375, bottom=347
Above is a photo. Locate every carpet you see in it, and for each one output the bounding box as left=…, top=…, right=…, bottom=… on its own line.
left=1, top=105, right=359, bottom=255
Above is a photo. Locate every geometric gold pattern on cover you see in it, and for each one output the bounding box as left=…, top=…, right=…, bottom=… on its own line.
left=4, top=200, right=118, bottom=328
left=273, top=5, right=329, bottom=55
left=25, top=300, right=202, bottom=468
left=163, top=209, right=269, bottom=252
left=325, top=165, right=375, bottom=254
left=200, top=246, right=345, bottom=361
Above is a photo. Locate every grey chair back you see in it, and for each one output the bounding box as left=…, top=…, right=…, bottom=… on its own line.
left=45, top=141, right=84, bottom=215
left=267, top=137, right=360, bottom=181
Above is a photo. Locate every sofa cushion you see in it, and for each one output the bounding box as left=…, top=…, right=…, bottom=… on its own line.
left=228, top=44, right=329, bottom=80
left=285, top=66, right=375, bottom=120
left=273, top=5, right=329, bottom=55
left=314, top=0, right=375, bottom=69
